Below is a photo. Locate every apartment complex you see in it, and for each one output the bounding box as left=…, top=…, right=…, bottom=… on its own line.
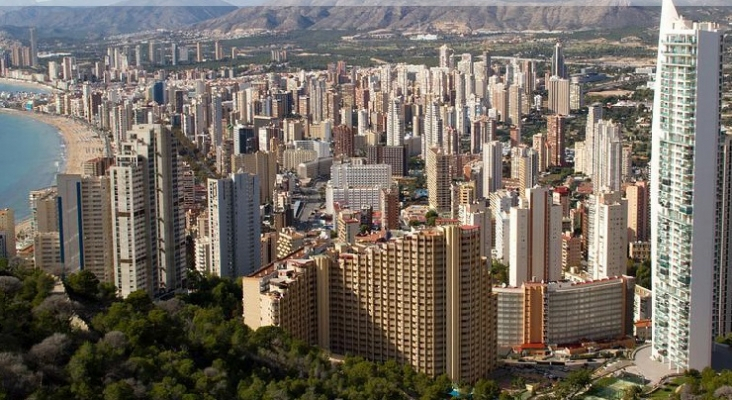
left=0, top=208, right=15, bottom=259
left=207, top=172, right=262, bottom=277
left=110, top=124, right=186, bottom=298
left=242, top=226, right=497, bottom=383
left=495, top=276, right=635, bottom=348
left=651, top=0, right=728, bottom=371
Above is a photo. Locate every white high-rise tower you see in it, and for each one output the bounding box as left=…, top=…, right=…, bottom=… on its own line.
left=208, top=173, right=262, bottom=277
left=651, top=0, right=726, bottom=371
left=386, top=97, right=404, bottom=146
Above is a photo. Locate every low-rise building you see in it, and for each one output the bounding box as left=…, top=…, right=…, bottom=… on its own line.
left=494, top=276, right=635, bottom=348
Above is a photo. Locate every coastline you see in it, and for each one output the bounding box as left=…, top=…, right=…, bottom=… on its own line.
left=0, top=108, right=105, bottom=175
left=0, top=77, right=56, bottom=93
left=0, top=108, right=105, bottom=238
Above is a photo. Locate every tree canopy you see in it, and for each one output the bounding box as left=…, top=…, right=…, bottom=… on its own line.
left=0, top=264, right=466, bottom=400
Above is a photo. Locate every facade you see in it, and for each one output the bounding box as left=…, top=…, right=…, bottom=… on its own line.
left=587, top=190, right=628, bottom=280
left=625, top=181, right=650, bottom=243
left=651, top=0, right=726, bottom=371
left=110, top=124, right=186, bottom=298
left=495, top=277, right=635, bottom=348
left=427, top=147, right=452, bottom=213
left=243, top=226, right=498, bottom=383
left=333, top=226, right=496, bottom=383
left=547, top=76, right=570, bottom=116
left=57, top=173, right=113, bottom=282
left=546, top=114, right=566, bottom=167
left=242, top=257, right=321, bottom=347
left=207, top=173, right=262, bottom=277
left=482, top=141, right=503, bottom=198
left=0, top=209, right=15, bottom=259
left=509, top=187, right=562, bottom=287
left=593, top=120, right=623, bottom=192
left=562, top=233, right=582, bottom=270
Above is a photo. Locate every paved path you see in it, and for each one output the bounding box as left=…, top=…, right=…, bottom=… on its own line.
left=628, top=345, right=674, bottom=385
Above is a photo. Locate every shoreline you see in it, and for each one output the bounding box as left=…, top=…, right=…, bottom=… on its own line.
left=0, top=108, right=105, bottom=234
left=0, top=108, right=106, bottom=176
left=0, top=77, right=57, bottom=93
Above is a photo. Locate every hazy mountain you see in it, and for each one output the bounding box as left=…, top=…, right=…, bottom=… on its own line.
left=0, top=3, right=237, bottom=35
left=194, top=5, right=658, bottom=33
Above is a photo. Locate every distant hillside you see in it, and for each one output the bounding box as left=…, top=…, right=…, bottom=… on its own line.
left=195, top=5, right=664, bottom=34
left=0, top=4, right=730, bottom=37
left=0, top=3, right=237, bottom=36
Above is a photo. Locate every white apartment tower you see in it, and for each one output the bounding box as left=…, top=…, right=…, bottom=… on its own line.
left=509, top=186, right=562, bottom=287
left=482, top=141, right=503, bottom=198
left=651, top=0, right=727, bottom=371
left=386, top=97, right=404, bottom=146
left=593, top=120, right=624, bottom=192
left=110, top=125, right=186, bottom=298
left=587, top=190, right=628, bottom=280
left=208, top=173, right=262, bottom=277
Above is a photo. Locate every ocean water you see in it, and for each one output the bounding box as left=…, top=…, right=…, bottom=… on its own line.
left=0, top=82, right=62, bottom=221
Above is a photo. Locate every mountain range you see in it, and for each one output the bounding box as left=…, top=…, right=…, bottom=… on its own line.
left=0, top=1, right=730, bottom=37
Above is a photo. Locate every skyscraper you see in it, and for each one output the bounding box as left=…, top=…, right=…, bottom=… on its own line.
left=547, top=76, right=570, bottom=116
left=593, top=120, right=623, bottom=192
left=427, top=147, right=452, bottom=213
left=29, top=27, right=38, bottom=68
left=651, top=0, right=726, bottom=371
left=332, top=225, right=497, bottom=382
left=0, top=209, right=15, bottom=259
left=208, top=173, right=262, bottom=277
left=625, top=181, right=650, bottom=243
left=546, top=114, right=566, bottom=168
left=509, top=186, right=562, bottom=287
left=386, top=97, right=404, bottom=146
left=110, top=125, right=186, bottom=298
left=57, top=173, right=113, bottom=282
left=551, top=41, right=567, bottom=79
left=587, top=190, right=628, bottom=280
left=482, top=141, right=503, bottom=198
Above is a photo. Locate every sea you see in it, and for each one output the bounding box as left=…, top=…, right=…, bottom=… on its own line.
left=0, top=82, right=62, bottom=221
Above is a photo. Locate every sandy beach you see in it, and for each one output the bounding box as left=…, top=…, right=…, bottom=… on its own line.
left=0, top=108, right=106, bottom=241
left=0, top=77, right=57, bottom=93
left=0, top=108, right=106, bottom=175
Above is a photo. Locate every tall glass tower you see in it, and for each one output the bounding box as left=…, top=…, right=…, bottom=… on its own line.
left=650, top=0, right=726, bottom=371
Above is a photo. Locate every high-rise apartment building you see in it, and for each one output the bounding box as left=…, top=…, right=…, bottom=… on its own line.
left=587, top=190, right=628, bottom=280
left=207, top=173, right=262, bottom=277
left=625, top=181, right=650, bottom=243
left=427, top=147, right=453, bottom=213
left=547, top=76, right=570, bottom=116
left=546, top=114, right=566, bottom=167
left=386, top=98, right=404, bottom=146
left=29, top=27, right=38, bottom=68
left=110, top=124, right=186, bottom=298
left=511, top=146, right=538, bottom=195
left=482, top=141, right=503, bottom=198
left=0, top=209, right=15, bottom=259
left=334, top=225, right=496, bottom=382
left=651, top=0, right=726, bottom=371
left=552, top=41, right=567, bottom=79
left=509, top=187, right=562, bottom=287
left=57, top=173, right=113, bottom=282
left=593, top=120, right=623, bottom=192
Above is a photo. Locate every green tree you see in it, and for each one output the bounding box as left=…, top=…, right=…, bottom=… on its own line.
left=65, top=270, right=100, bottom=298
left=473, top=379, right=501, bottom=400
left=491, top=261, right=509, bottom=285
